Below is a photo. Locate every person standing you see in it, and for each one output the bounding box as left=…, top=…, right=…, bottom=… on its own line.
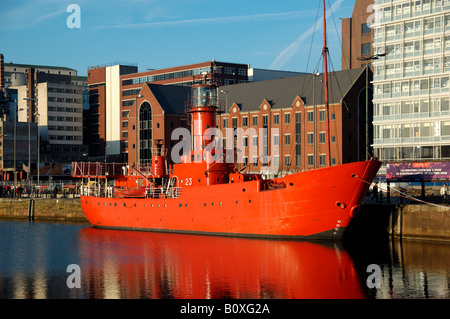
left=371, top=181, right=379, bottom=202
left=440, top=184, right=448, bottom=204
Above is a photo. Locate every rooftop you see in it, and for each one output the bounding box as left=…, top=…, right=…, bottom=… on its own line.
left=218, top=67, right=367, bottom=112
left=5, top=62, right=76, bottom=71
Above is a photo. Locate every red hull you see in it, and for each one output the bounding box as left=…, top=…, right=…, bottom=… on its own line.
left=79, top=160, right=381, bottom=239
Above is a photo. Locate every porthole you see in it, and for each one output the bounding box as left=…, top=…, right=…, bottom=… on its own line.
left=336, top=201, right=346, bottom=209
left=179, top=203, right=182, bottom=208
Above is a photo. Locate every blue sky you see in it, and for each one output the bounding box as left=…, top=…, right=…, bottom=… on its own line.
left=1, top=0, right=356, bottom=76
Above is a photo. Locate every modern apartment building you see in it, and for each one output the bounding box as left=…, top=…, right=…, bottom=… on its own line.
left=12, top=69, right=87, bottom=163
left=371, top=0, right=450, bottom=175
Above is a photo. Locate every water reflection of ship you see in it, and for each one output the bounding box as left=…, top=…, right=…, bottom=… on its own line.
left=78, top=227, right=367, bottom=299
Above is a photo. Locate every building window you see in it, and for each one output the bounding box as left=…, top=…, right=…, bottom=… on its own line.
left=361, top=23, right=371, bottom=35
left=232, top=118, right=237, bottom=128
left=224, top=67, right=235, bottom=75
left=238, top=68, right=247, bottom=76
left=274, top=135, right=279, bottom=146
left=320, top=154, right=326, bottom=166
left=262, top=115, right=268, bottom=126
left=253, top=136, right=258, bottom=147
left=361, top=43, right=372, bottom=55
left=285, top=155, right=291, bottom=166
left=139, top=102, right=152, bottom=163
left=253, top=156, right=258, bottom=167
left=243, top=136, right=248, bottom=147
left=122, top=100, right=134, bottom=107
left=284, top=113, right=290, bottom=124
left=273, top=114, right=279, bottom=125
left=319, top=132, right=326, bottom=144
left=223, top=118, right=228, bottom=128
left=273, top=156, right=279, bottom=168
left=307, top=132, right=314, bottom=144
left=319, top=110, right=325, bottom=121
left=307, top=111, right=314, bottom=122
left=252, top=116, right=258, bottom=126
left=307, top=155, right=314, bottom=166
left=243, top=116, right=248, bottom=127
left=285, top=134, right=291, bottom=145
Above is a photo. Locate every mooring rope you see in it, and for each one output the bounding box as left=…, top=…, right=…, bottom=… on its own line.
left=352, top=175, right=450, bottom=209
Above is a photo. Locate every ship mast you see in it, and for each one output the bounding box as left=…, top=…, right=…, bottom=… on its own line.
left=322, top=0, right=331, bottom=167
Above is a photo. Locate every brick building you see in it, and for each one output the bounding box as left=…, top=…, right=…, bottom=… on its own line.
left=125, top=83, right=190, bottom=166
left=217, top=68, right=370, bottom=176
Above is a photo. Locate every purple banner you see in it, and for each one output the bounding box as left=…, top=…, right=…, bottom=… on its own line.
left=386, top=162, right=450, bottom=181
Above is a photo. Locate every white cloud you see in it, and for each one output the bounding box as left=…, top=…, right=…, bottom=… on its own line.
left=269, top=0, right=344, bottom=70
left=91, top=10, right=315, bottom=30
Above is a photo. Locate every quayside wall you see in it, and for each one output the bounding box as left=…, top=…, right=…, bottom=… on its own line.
left=346, top=203, right=450, bottom=242
left=390, top=205, right=450, bottom=242
left=0, top=198, right=87, bottom=222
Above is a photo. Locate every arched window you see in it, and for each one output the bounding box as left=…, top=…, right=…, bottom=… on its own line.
left=139, top=102, right=152, bottom=164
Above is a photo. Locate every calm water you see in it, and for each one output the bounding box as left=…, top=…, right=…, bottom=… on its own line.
left=0, top=219, right=448, bottom=299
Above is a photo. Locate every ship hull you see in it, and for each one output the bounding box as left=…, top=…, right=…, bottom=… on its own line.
left=80, top=160, right=381, bottom=240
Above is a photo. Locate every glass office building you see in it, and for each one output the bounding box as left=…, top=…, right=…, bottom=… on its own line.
left=372, top=0, right=450, bottom=175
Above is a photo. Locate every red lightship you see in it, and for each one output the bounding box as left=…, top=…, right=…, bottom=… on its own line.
left=72, top=0, right=380, bottom=239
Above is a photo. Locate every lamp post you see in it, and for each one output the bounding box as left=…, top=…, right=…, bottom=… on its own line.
left=14, top=99, right=17, bottom=189
left=34, top=112, right=40, bottom=188
left=357, top=53, right=386, bottom=160
left=220, top=90, right=228, bottom=110
left=22, top=97, right=37, bottom=193
left=127, top=94, right=144, bottom=169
